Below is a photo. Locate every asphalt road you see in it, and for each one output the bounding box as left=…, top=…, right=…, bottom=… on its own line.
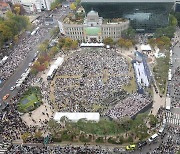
left=0, top=7, right=70, bottom=109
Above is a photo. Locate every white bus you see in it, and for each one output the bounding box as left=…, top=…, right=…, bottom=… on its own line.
left=31, top=27, right=40, bottom=36
left=0, top=56, right=8, bottom=66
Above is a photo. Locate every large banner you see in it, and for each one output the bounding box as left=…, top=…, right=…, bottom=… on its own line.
left=58, top=21, right=65, bottom=35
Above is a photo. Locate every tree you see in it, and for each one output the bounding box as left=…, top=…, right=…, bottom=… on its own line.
left=21, top=132, right=31, bottom=142
left=103, top=37, right=114, bottom=46
left=148, top=38, right=156, bottom=48
left=154, top=26, right=175, bottom=39
left=149, top=114, right=158, bottom=127
left=175, top=12, right=180, bottom=27
left=71, top=40, right=78, bottom=49
left=38, top=40, right=49, bottom=52
left=124, top=40, right=133, bottom=49
left=75, top=0, right=81, bottom=7
left=70, top=3, right=76, bottom=11
left=169, top=14, right=178, bottom=27
left=64, top=37, right=73, bottom=50
left=117, top=38, right=125, bottom=48
left=34, top=130, right=42, bottom=139
left=122, top=27, right=136, bottom=40
left=12, top=4, right=26, bottom=15
left=0, top=22, right=13, bottom=41
left=58, top=38, right=65, bottom=48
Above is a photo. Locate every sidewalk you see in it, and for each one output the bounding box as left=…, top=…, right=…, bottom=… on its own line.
left=151, top=87, right=165, bottom=115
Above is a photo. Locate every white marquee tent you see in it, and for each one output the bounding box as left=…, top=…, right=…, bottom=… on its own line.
left=54, top=112, right=100, bottom=122
left=80, top=43, right=104, bottom=47
left=141, top=44, right=151, bottom=52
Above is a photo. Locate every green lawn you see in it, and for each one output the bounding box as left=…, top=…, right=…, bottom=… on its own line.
left=122, top=77, right=137, bottom=94
left=17, top=87, right=42, bottom=113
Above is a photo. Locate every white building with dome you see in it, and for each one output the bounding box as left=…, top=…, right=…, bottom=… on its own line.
left=58, top=10, right=129, bottom=43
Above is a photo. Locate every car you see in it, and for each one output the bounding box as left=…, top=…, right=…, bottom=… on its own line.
left=21, top=73, right=26, bottom=77
left=28, top=63, right=32, bottom=67
left=138, top=141, right=147, bottom=149
left=3, top=94, right=10, bottom=101
left=126, top=144, right=136, bottom=150
left=10, top=86, right=16, bottom=91
left=25, top=68, right=29, bottom=72
left=148, top=133, right=158, bottom=142
left=16, top=79, right=20, bottom=84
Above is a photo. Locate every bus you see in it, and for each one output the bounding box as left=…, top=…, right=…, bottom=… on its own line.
left=0, top=56, right=8, bottom=66
left=31, top=27, right=40, bottom=36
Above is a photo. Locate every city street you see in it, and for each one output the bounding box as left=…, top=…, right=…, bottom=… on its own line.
left=0, top=7, right=70, bottom=110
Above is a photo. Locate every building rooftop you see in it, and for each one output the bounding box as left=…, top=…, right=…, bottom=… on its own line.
left=87, top=10, right=98, bottom=16
left=0, top=1, right=9, bottom=10
left=63, top=13, right=84, bottom=24
left=103, top=18, right=128, bottom=24
left=84, top=27, right=101, bottom=36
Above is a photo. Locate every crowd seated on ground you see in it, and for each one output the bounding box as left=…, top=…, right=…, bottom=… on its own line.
left=7, top=144, right=112, bottom=154
left=171, top=66, right=180, bottom=108
left=54, top=48, right=130, bottom=112
left=0, top=28, right=49, bottom=82
left=105, top=93, right=152, bottom=120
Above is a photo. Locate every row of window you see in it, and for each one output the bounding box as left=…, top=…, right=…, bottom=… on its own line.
left=66, top=31, right=84, bottom=35
left=67, top=27, right=83, bottom=31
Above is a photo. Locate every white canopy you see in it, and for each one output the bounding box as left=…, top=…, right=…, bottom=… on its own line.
left=80, top=43, right=104, bottom=47
left=54, top=112, right=100, bottom=122
left=141, top=44, right=151, bottom=51
left=47, top=56, right=64, bottom=77
left=166, top=97, right=171, bottom=110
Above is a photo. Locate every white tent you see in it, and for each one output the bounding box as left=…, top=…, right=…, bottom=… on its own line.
left=54, top=112, right=100, bottom=122
left=47, top=56, right=64, bottom=78
left=80, top=43, right=104, bottom=47
left=141, top=44, right=151, bottom=51
left=166, top=97, right=171, bottom=110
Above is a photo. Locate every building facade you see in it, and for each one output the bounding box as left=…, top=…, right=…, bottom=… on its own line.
left=81, top=0, right=174, bottom=32
left=59, top=10, right=129, bottom=43
left=11, top=0, right=54, bottom=12
left=0, top=1, right=11, bottom=17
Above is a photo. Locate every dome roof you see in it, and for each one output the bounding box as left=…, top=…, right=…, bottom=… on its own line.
left=87, top=10, right=98, bottom=16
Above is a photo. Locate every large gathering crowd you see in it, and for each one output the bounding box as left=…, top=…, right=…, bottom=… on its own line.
left=171, top=66, right=180, bottom=108
left=0, top=28, right=49, bottom=82
left=54, top=49, right=131, bottom=112
left=105, top=93, right=152, bottom=119
left=150, top=125, right=180, bottom=154
left=0, top=103, right=37, bottom=143
left=0, top=8, right=179, bottom=154
left=7, top=144, right=112, bottom=154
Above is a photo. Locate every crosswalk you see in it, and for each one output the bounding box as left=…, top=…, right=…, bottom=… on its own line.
left=0, top=142, right=10, bottom=154
left=165, top=111, right=180, bottom=125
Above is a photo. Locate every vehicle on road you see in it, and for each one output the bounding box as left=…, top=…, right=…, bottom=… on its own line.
left=3, top=94, right=10, bottom=101
left=21, top=73, right=26, bottom=77
left=29, top=62, right=32, bottom=67
left=148, top=133, right=158, bottom=142
left=126, top=144, right=136, bottom=150
left=10, top=86, right=16, bottom=91
left=16, top=79, right=20, bottom=84
left=138, top=141, right=147, bottom=149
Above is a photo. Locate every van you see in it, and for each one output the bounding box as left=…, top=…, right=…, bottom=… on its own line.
left=148, top=133, right=158, bottom=142
left=158, top=124, right=166, bottom=134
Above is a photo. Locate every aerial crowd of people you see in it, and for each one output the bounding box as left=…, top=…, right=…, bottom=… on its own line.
left=105, top=93, right=152, bottom=119
left=0, top=7, right=179, bottom=154
left=171, top=66, right=180, bottom=108
left=0, top=28, right=49, bottom=82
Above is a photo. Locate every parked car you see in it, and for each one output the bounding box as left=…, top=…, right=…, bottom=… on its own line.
left=3, top=94, right=10, bottom=101
left=126, top=144, right=136, bottom=150
left=10, top=86, right=16, bottom=91
left=138, top=141, right=147, bottom=149
left=148, top=133, right=158, bottom=142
